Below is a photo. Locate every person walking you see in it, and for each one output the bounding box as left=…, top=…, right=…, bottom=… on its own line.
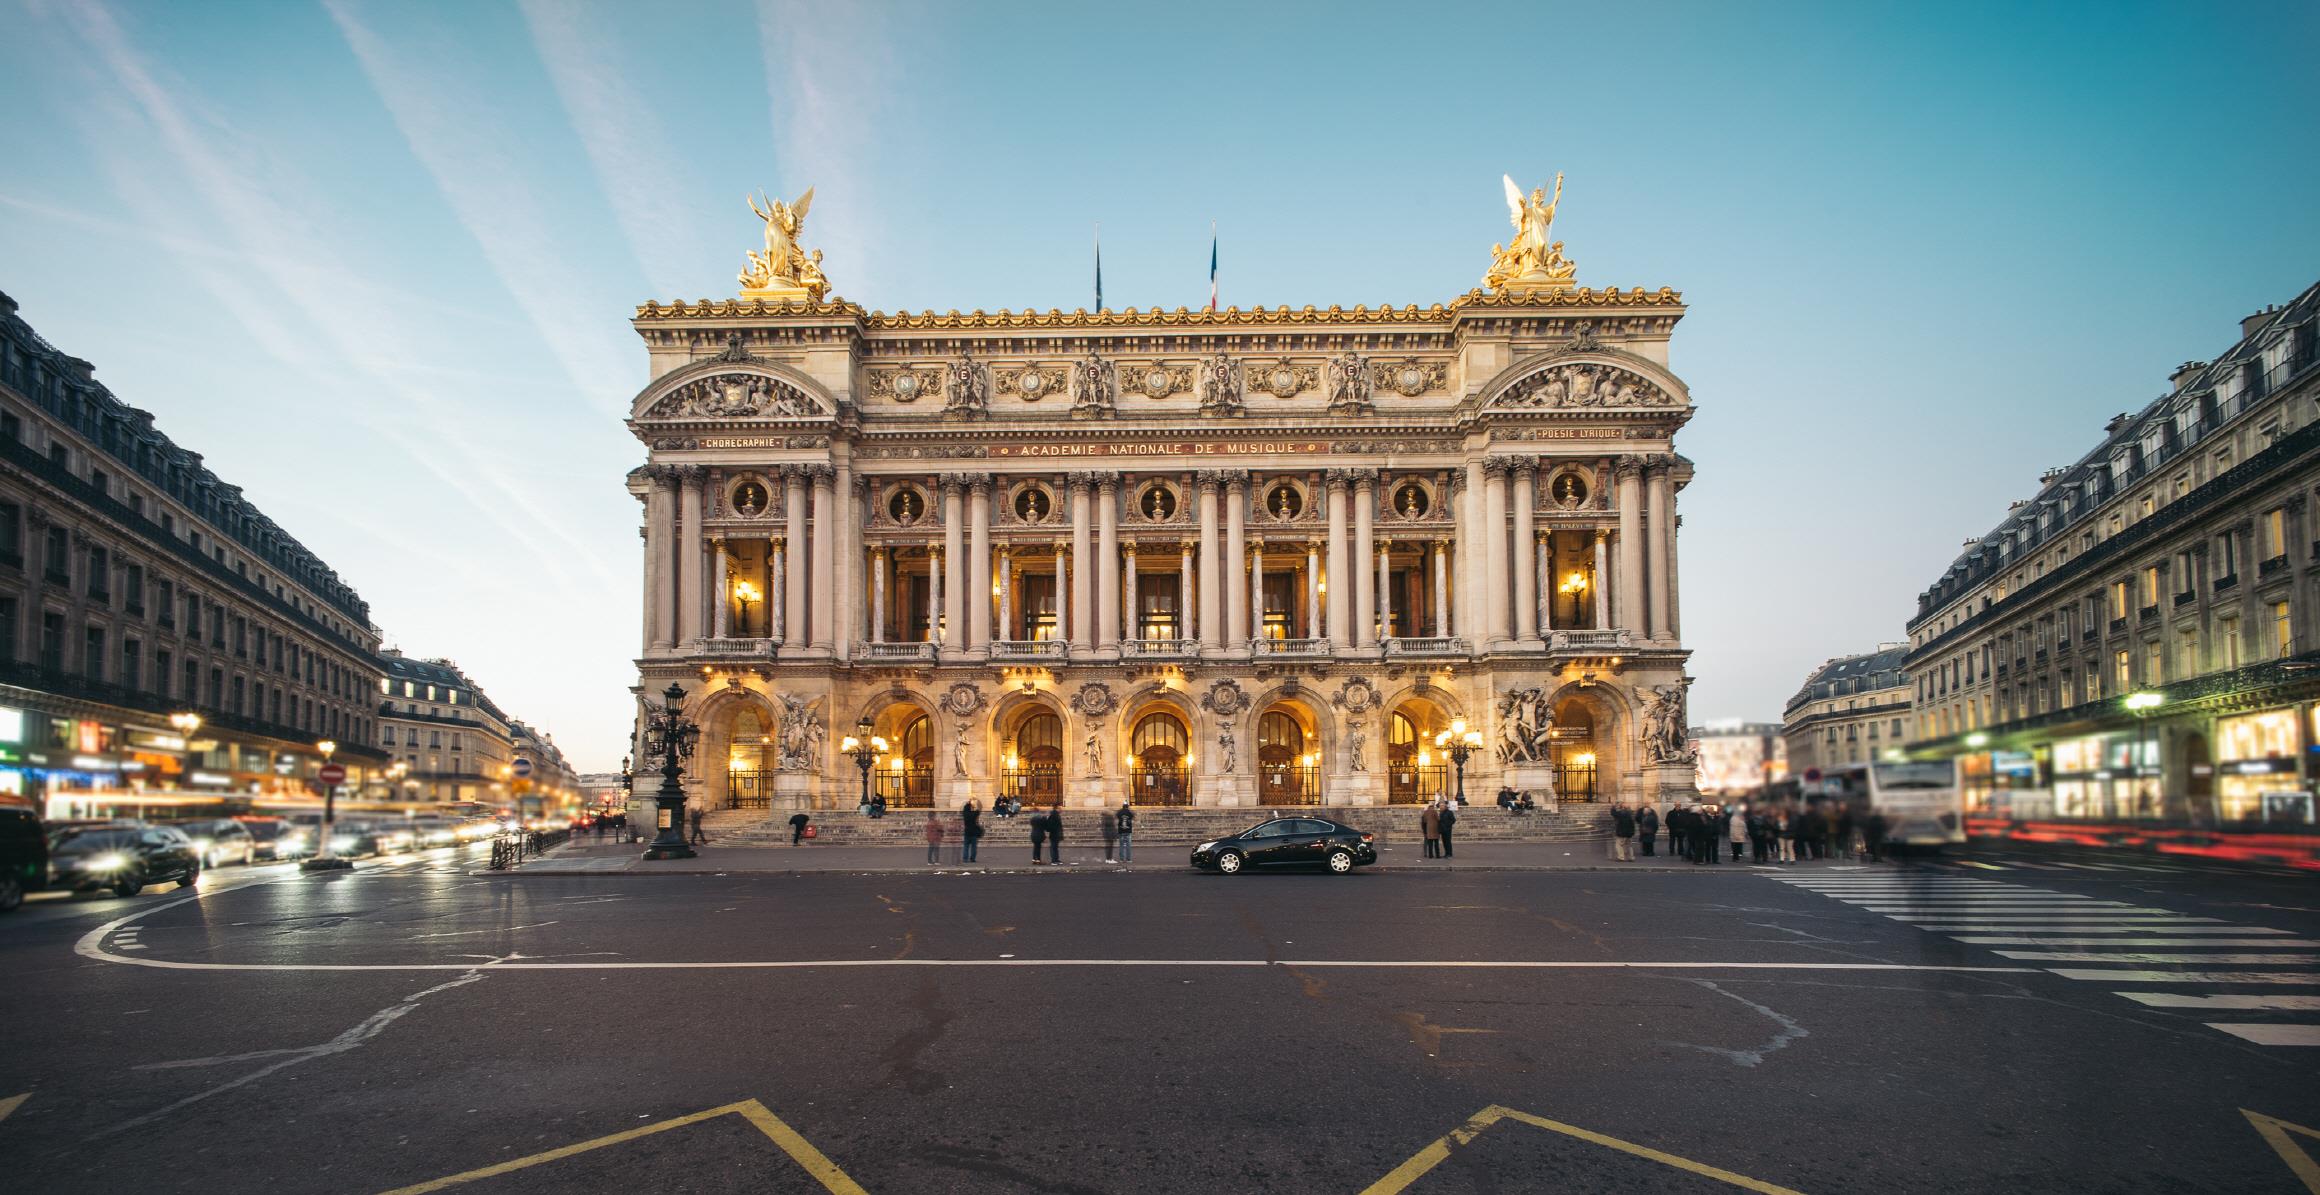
left=1637, top=804, right=1659, bottom=857
left=1028, top=806, right=1048, bottom=864
left=960, top=800, right=981, bottom=863
left=1437, top=797, right=1458, bottom=858
left=1611, top=803, right=1636, bottom=862
left=592, top=816, right=606, bottom=843
left=923, top=810, right=944, bottom=865
left=688, top=806, right=708, bottom=846
left=1100, top=810, right=1118, bottom=864
left=1864, top=808, right=1890, bottom=863
left=1776, top=806, right=1796, bottom=863
left=1045, top=802, right=1065, bottom=864
left=1421, top=800, right=1441, bottom=859
left=1116, top=801, right=1135, bottom=863
left=1748, top=807, right=1772, bottom=864
left=789, top=810, right=810, bottom=846
left=1727, top=803, right=1747, bottom=863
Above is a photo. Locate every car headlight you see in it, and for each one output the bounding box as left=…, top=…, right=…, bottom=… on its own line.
left=329, top=836, right=356, bottom=852
left=83, top=852, right=130, bottom=872
left=190, top=838, right=213, bottom=854
left=1195, top=841, right=1217, bottom=853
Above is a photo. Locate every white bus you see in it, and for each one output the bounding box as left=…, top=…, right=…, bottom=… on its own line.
left=1821, top=760, right=1965, bottom=850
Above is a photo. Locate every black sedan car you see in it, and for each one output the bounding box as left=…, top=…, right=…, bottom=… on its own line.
left=1190, top=816, right=1378, bottom=875
left=48, top=825, right=201, bottom=897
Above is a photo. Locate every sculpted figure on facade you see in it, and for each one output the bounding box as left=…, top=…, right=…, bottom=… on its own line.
left=741, top=187, right=829, bottom=302
left=1217, top=726, right=1238, bottom=774
left=1486, top=173, right=1578, bottom=293
left=1067, top=682, right=1118, bottom=720
left=1199, top=678, right=1251, bottom=718
left=1639, top=684, right=1697, bottom=766
left=1326, top=351, right=1373, bottom=413
left=1072, top=353, right=1117, bottom=417
left=776, top=693, right=826, bottom=772
left=1199, top=352, right=1244, bottom=416
left=1083, top=728, right=1104, bottom=777
left=952, top=723, right=970, bottom=776
left=1494, top=362, right=1667, bottom=411
left=945, top=353, right=989, bottom=418
left=1494, top=686, right=1553, bottom=765
left=1346, top=722, right=1367, bottom=773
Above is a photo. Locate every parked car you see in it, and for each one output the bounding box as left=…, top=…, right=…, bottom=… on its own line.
left=409, top=817, right=459, bottom=848
left=1190, top=816, right=1379, bottom=875
left=0, top=805, right=47, bottom=912
left=235, top=816, right=301, bottom=860
left=163, top=818, right=256, bottom=868
left=48, top=825, right=200, bottom=897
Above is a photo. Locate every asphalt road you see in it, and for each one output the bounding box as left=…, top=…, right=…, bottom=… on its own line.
left=1, top=843, right=2316, bottom=1194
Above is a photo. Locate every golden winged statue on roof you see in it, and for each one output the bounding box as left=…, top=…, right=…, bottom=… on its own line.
left=1485, top=173, right=1578, bottom=294
left=740, top=186, right=828, bottom=302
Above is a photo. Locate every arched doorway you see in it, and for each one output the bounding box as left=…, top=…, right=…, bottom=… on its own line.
left=1130, top=709, right=1191, bottom=806
left=1550, top=697, right=1598, bottom=802
left=874, top=711, right=936, bottom=808
left=1386, top=700, right=1450, bottom=804
left=726, top=706, right=777, bottom=809
left=1258, top=706, right=1320, bottom=805
left=1003, top=709, right=1064, bottom=808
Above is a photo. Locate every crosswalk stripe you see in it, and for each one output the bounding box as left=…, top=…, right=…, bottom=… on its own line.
left=1939, top=925, right=2293, bottom=935
left=1952, top=937, right=2317, bottom=947
left=1953, top=861, right=2009, bottom=870
left=2048, top=969, right=2320, bottom=984
left=2203, top=1024, right=2320, bottom=1046
left=1997, top=952, right=2320, bottom=965
left=1891, top=914, right=2222, bottom=922
left=2119, top=993, right=2320, bottom=1011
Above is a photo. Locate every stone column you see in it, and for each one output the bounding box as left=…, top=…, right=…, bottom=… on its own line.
left=997, top=547, right=1013, bottom=642
left=1537, top=531, right=1553, bottom=635
left=1122, top=542, right=1139, bottom=642
left=1432, top=538, right=1449, bottom=638
left=924, top=543, right=940, bottom=645
left=942, top=477, right=966, bottom=647
left=1196, top=474, right=1223, bottom=649
left=647, top=470, right=674, bottom=650
left=1353, top=471, right=1377, bottom=648
left=1225, top=474, right=1249, bottom=644
left=835, top=466, right=857, bottom=659
left=809, top=466, right=836, bottom=648
left=1054, top=540, right=1070, bottom=645
left=711, top=538, right=730, bottom=639
left=1615, top=458, right=1644, bottom=634
left=1513, top=461, right=1540, bottom=643
left=770, top=537, right=788, bottom=644
left=783, top=468, right=808, bottom=646
left=1325, top=472, right=1351, bottom=647
left=1592, top=531, right=1610, bottom=629
left=1249, top=539, right=1265, bottom=641
left=870, top=546, right=887, bottom=643
left=1069, top=476, right=1094, bottom=647
left=677, top=468, right=704, bottom=643
left=1482, top=459, right=1510, bottom=646
left=1647, top=459, right=1673, bottom=643
left=1096, top=475, right=1121, bottom=648
left=1666, top=478, right=1684, bottom=644
left=1306, top=539, right=1323, bottom=640
left=1457, top=461, right=1484, bottom=644
left=1180, top=540, right=1197, bottom=642
left=968, top=480, right=992, bottom=648
left=1376, top=539, right=1394, bottom=642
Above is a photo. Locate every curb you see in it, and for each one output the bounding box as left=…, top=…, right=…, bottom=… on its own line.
left=475, top=862, right=1812, bottom=878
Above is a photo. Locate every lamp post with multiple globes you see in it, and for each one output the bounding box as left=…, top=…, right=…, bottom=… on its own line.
left=640, top=683, right=699, bottom=860
left=1432, top=719, right=1485, bottom=807
left=841, top=718, right=889, bottom=811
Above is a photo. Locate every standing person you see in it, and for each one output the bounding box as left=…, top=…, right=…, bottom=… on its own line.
left=1776, top=806, right=1796, bottom=863
left=789, top=810, right=811, bottom=846
left=688, top=806, right=708, bottom=846
left=1116, top=801, right=1136, bottom=863
left=592, top=816, right=606, bottom=843
left=960, top=800, right=981, bottom=863
left=1864, top=808, right=1890, bottom=863
left=1834, top=804, right=1857, bottom=861
left=1421, top=800, right=1442, bottom=859
left=1665, top=804, right=1688, bottom=863
left=1748, top=806, right=1772, bottom=865
left=1437, top=797, right=1458, bottom=859
left=1100, top=809, right=1118, bottom=864
left=1046, top=802, right=1065, bottom=864
left=923, top=810, right=944, bottom=865
left=1638, top=803, right=1659, bottom=856
left=1727, top=803, right=1747, bottom=863
left=1611, top=803, right=1636, bottom=861
left=1029, top=806, right=1048, bottom=864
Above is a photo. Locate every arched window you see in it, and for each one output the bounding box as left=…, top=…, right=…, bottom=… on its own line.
left=1007, top=710, right=1064, bottom=805
left=900, top=713, right=931, bottom=766
left=1130, top=710, right=1190, bottom=806
left=1388, top=711, right=1417, bottom=766
left=1132, top=711, right=1187, bottom=762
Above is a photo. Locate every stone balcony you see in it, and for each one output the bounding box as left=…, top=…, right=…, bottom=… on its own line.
left=1121, top=637, right=1200, bottom=659
left=858, top=640, right=936, bottom=662
left=1546, top=628, right=1634, bottom=652
left=1383, top=636, right=1469, bottom=657
left=990, top=638, right=1069, bottom=661
left=1253, top=637, right=1330, bottom=657
left=695, top=637, right=774, bottom=658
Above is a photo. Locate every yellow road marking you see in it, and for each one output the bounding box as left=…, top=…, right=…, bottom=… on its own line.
left=0, top=1092, right=27, bottom=1123
left=1360, top=1104, right=1807, bottom=1195
left=376, top=1098, right=867, bottom=1195
left=2245, top=1109, right=2320, bottom=1194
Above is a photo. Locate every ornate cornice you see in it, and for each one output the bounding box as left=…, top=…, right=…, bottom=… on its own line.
left=632, top=286, right=1683, bottom=331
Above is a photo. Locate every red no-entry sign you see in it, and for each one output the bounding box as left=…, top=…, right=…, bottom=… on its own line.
left=318, top=763, right=346, bottom=785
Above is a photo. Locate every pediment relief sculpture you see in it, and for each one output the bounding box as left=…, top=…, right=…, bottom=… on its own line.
left=1490, top=361, right=1674, bottom=411
left=645, top=371, right=825, bottom=419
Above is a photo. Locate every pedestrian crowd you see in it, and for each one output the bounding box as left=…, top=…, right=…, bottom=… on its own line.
left=1608, top=799, right=1890, bottom=864
left=1418, top=796, right=1460, bottom=858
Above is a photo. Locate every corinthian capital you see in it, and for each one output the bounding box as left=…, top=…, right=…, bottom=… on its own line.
left=1612, top=456, right=1646, bottom=482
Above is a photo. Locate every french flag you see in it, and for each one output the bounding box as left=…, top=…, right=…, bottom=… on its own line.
left=1207, top=225, right=1218, bottom=311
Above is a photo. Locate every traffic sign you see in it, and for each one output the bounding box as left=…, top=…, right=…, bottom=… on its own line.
left=318, top=762, right=346, bottom=785
left=512, top=757, right=534, bottom=779
left=1803, top=767, right=1822, bottom=782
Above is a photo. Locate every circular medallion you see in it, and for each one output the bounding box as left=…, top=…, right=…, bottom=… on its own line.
left=1269, top=367, right=1296, bottom=394
left=1142, top=369, right=1172, bottom=398
left=891, top=373, right=920, bottom=401
left=1018, top=372, right=1046, bottom=397
left=1397, top=366, right=1426, bottom=394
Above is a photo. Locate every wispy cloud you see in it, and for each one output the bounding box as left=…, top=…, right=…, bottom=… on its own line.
left=323, top=0, right=637, bottom=414
left=755, top=0, right=893, bottom=305
left=516, top=0, right=720, bottom=300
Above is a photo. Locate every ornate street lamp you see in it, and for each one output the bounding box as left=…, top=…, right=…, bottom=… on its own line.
left=1433, top=718, right=1484, bottom=807
left=301, top=738, right=352, bottom=872
left=640, top=683, right=700, bottom=860
left=840, top=717, right=889, bottom=810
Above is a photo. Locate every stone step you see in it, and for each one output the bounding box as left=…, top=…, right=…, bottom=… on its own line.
left=704, top=805, right=1610, bottom=847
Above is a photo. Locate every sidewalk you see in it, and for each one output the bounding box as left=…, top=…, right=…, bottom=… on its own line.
left=502, top=837, right=1870, bottom=876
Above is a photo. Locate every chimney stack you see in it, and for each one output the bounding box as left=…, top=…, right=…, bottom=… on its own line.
left=2241, top=305, right=2281, bottom=339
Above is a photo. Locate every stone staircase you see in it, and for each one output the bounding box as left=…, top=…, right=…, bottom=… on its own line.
left=704, top=803, right=1611, bottom=848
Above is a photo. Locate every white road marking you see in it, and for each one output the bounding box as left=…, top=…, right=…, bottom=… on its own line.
left=1997, top=951, right=2319, bottom=965
left=2203, top=1024, right=2320, bottom=1046
left=2048, top=969, right=2320, bottom=984
left=1952, top=937, right=2316, bottom=947
left=2119, top=993, right=2320, bottom=1010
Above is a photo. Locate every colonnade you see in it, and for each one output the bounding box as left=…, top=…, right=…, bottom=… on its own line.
left=638, top=456, right=1683, bottom=655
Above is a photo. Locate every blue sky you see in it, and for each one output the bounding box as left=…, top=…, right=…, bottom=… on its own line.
left=3, top=0, right=2316, bottom=770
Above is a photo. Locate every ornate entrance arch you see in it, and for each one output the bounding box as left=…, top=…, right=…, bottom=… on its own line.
left=1386, top=696, right=1453, bottom=804
left=1128, top=708, right=1191, bottom=806
left=1003, top=707, right=1065, bottom=808
left=1257, top=703, right=1321, bottom=805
